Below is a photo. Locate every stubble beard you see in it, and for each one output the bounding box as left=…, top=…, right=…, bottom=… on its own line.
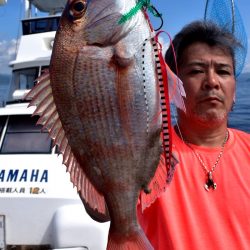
left=191, top=106, right=228, bottom=127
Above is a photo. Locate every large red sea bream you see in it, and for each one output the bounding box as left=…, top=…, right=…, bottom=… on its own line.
left=26, top=0, right=176, bottom=249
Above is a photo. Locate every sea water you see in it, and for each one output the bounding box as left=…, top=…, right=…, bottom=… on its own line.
left=228, top=73, right=250, bottom=133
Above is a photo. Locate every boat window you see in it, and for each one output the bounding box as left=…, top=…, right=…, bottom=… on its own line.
left=22, top=16, right=60, bottom=35
left=1, top=115, right=52, bottom=154
left=12, top=68, right=39, bottom=90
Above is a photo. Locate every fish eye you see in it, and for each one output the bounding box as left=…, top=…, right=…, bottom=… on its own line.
left=73, top=1, right=86, bottom=12
left=69, top=0, right=87, bottom=19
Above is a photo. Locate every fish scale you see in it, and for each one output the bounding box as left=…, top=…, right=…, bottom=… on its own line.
left=25, top=0, right=173, bottom=249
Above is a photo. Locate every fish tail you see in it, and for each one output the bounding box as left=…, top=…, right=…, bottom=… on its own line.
left=107, top=227, right=153, bottom=250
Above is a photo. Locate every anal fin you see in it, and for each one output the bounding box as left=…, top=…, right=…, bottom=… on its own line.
left=140, top=153, right=178, bottom=212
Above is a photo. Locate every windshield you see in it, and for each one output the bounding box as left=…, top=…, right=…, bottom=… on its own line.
left=0, top=115, right=52, bottom=154
left=22, top=16, right=60, bottom=35
left=7, top=66, right=49, bottom=103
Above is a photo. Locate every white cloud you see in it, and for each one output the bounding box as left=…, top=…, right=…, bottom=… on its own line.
left=157, top=36, right=170, bottom=57
left=0, top=39, right=18, bottom=75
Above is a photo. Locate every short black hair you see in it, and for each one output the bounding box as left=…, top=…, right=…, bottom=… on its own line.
left=165, top=20, right=242, bottom=75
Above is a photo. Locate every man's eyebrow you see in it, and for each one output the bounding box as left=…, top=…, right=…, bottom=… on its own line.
left=184, top=61, right=208, bottom=67
left=185, top=61, right=233, bottom=69
left=215, top=63, right=233, bottom=69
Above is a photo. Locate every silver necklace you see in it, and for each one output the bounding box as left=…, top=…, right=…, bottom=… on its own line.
left=184, top=131, right=229, bottom=191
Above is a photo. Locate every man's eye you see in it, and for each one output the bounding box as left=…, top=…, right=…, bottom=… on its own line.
left=189, top=69, right=204, bottom=75
left=217, top=69, right=231, bottom=75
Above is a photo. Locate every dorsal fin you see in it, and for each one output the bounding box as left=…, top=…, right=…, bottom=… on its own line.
left=25, top=71, right=106, bottom=215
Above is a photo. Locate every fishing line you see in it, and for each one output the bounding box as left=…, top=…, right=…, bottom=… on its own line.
left=156, top=30, right=180, bottom=99
left=152, top=35, right=172, bottom=167
left=149, top=5, right=163, bottom=31
left=141, top=38, right=150, bottom=134
left=157, top=41, right=185, bottom=148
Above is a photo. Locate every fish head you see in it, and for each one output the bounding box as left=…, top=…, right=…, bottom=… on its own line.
left=57, top=0, right=144, bottom=47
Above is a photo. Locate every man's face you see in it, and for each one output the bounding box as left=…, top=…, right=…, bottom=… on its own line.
left=178, top=42, right=236, bottom=126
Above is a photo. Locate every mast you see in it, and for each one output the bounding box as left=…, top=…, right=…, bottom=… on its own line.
left=0, top=0, right=7, bottom=5
left=24, top=0, right=32, bottom=19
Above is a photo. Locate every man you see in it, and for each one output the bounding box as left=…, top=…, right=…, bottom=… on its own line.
left=137, top=21, right=250, bottom=250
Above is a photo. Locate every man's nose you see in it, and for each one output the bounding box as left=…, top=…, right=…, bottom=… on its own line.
left=203, top=70, right=220, bottom=90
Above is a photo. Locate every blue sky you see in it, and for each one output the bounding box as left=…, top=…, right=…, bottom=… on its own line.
left=0, top=0, right=250, bottom=75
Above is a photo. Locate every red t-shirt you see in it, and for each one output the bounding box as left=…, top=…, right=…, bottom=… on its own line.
left=138, top=128, right=250, bottom=250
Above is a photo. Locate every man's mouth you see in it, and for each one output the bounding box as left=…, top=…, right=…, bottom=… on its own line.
left=199, top=95, right=224, bottom=103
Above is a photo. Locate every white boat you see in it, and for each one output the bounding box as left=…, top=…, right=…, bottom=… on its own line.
left=0, top=1, right=109, bottom=249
